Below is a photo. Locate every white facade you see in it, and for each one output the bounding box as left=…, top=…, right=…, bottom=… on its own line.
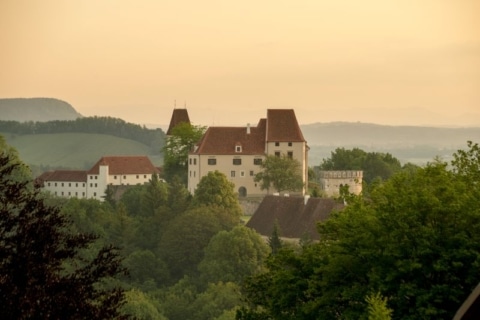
left=39, top=156, right=159, bottom=201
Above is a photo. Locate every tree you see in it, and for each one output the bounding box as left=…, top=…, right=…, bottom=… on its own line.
left=163, top=122, right=206, bottom=184
left=268, top=220, right=283, bottom=255
left=0, top=151, right=129, bottom=319
left=192, top=171, right=243, bottom=217
left=198, top=226, right=269, bottom=285
left=365, top=292, right=392, bottom=320
left=254, top=155, right=304, bottom=193
left=319, top=147, right=403, bottom=184
left=158, top=206, right=238, bottom=280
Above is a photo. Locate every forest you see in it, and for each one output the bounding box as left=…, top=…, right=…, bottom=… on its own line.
left=1, top=136, right=480, bottom=319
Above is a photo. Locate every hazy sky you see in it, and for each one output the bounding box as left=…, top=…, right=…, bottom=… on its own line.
left=1, top=0, right=479, bottom=127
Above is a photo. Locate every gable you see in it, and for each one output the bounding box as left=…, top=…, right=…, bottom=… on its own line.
left=266, top=109, right=305, bottom=142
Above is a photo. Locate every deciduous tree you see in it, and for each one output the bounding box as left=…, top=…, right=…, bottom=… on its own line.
left=254, top=155, right=304, bottom=193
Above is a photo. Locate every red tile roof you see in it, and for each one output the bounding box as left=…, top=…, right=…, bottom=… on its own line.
left=266, top=109, right=305, bottom=142
left=40, top=170, right=87, bottom=182
left=87, top=156, right=160, bottom=175
left=193, top=121, right=266, bottom=155
left=191, top=109, right=305, bottom=155
left=166, top=109, right=190, bottom=135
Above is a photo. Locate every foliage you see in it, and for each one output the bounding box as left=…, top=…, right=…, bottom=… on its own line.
left=121, top=289, right=166, bottom=320
left=162, top=122, right=206, bottom=183
left=0, top=151, right=128, bottom=319
left=268, top=220, right=283, bottom=255
left=198, top=226, right=269, bottom=285
left=254, top=155, right=304, bottom=193
left=365, top=292, right=392, bottom=320
left=158, top=206, right=239, bottom=280
left=319, top=147, right=408, bottom=184
left=192, top=170, right=243, bottom=217
left=239, top=142, right=480, bottom=320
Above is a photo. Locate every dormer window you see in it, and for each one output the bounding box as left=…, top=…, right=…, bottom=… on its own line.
left=235, top=145, right=242, bottom=153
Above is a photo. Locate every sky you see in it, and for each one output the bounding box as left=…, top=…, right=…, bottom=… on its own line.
left=1, top=0, right=479, bottom=127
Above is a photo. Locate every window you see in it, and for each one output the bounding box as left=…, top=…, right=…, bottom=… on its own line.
left=55, top=183, right=57, bottom=187
left=75, top=192, right=78, bottom=196
left=275, top=151, right=280, bottom=157
left=75, top=183, right=78, bottom=187
left=83, top=183, right=85, bottom=187
left=114, top=175, right=117, bottom=179
left=254, top=158, right=262, bottom=165
left=68, top=183, right=71, bottom=187
left=233, top=158, right=242, bottom=165
left=275, top=142, right=280, bottom=146
left=136, top=175, right=139, bottom=179
left=123, top=175, right=126, bottom=179
left=68, top=192, right=71, bottom=196
left=47, top=182, right=50, bottom=187
left=235, top=145, right=242, bottom=152
left=90, top=183, right=92, bottom=187
left=94, top=192, right=96, bottom=197
left=231, top=171, right=236, bottom=178
left=194, top=158, right=197, bottom=165
left=82, top=192, right=85, bottom=196
left=61, top=183, right=64, bottom=187
left=287, top=151, right=293, bottom=159
left=94, top=183, right=97, bottom=187
left=61, top=192, right=64, bottom=196
left=208, top=158, right=217, bottom=165
left=144, top=175, right=147, bottom=178
left=194, top=171, right=196, bottom=177
left=95, top=176, right=97, bottom=180
left=189, top=158, right=192, bottom=165
left=55, top=192, right=57, bottom=195
left=240, top=171, right=245, bottom=177
left=250, top=170, right=254, bottom=176
left=288, top=142, right=292, bottom=146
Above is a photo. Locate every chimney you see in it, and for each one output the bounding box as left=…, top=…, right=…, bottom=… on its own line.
left=246, top=123, right=251, bottom=134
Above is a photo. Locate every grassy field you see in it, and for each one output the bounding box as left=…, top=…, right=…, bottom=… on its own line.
left=2, top=132, right=163, bottom=169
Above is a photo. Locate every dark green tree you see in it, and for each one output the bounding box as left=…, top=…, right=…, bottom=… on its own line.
left=268, top=220, right=283, bottom=255
left=0, top=151, right=129, bottom=319
left=254, top=155, right=304, bottom=193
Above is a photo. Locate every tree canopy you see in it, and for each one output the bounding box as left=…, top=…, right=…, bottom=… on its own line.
left=0, top=150, right=128, bottom=319
left=319, top=147, right=407, bottom=184
left=239, top=141, right=480, bottom=320
left=254, top=155, right=304, bottom=193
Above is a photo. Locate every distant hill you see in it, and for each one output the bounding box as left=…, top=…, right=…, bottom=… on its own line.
left=301, top=122, right=480, bottom=165
left=0, top=116, right=166, bottom=176
left=0, top=98, right=82, bottom=122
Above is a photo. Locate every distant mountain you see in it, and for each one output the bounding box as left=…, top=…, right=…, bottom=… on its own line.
left=301, top=122, right=480, bottom=147
left=0, top=98, right=82, bottom=122
left=301, top=122, right=480, bottom=165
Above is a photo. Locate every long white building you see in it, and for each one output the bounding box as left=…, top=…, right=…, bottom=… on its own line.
left=37, top=156, right=160, bottom=201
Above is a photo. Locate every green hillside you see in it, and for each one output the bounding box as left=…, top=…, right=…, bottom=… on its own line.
left=1, top=132, right=163, bottom=169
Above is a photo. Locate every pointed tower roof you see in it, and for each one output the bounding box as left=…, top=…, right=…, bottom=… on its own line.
left=166, top=109, right=191, bottom=135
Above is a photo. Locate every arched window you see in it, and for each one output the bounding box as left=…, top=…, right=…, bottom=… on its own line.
left=238, top=186, right=247, bottom=197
